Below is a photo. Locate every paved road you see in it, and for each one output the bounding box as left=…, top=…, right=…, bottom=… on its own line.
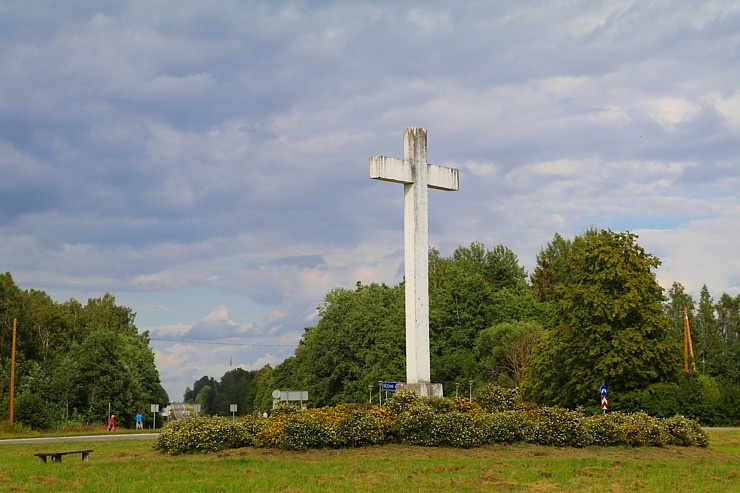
left=170, top=402, right=188, bottom=419
left=0, top=433, right=158, bottom=445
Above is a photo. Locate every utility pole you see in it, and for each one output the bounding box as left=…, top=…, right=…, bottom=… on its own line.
left=9, top=318, right=17, bottom=424
left=683, top=307, right=696, bottom=372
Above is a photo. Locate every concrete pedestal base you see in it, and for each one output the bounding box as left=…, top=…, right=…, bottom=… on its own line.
left=396, top=382, right=444, bottom=397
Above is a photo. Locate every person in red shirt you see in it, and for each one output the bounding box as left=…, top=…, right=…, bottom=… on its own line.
left=108, top=414, right=116, bottom=432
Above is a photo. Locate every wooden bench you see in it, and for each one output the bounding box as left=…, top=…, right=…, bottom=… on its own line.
left=34, top=449, right=93, bottom=463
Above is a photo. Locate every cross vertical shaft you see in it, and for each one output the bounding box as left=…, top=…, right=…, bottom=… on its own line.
left=403, top=128, right=430, bottom=383
left=369, top=128, right=459, bottom=385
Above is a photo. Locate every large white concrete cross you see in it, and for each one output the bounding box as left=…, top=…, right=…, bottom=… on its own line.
left=369, top=127, right=459, bottom=384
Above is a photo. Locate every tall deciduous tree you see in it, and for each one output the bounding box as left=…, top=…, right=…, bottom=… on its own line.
left=429, top=242, right=533, bottom=387
left=524, top=229, right=679, bottom=409
left=664, top=282, right=696, bottom=367
left=530, top=233, right=573, bottom=303
left=55, top=329, right=136, bottom=425
left=0, top=275, right=168, bottom=427
left=693, top=286, right=740, bottom=381
left=476, top=321, right=544, bottom=387
left=281, top=282, right=405, bottom=406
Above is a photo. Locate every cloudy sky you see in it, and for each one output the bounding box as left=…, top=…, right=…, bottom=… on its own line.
left=2, top=1, right=738, bottom=400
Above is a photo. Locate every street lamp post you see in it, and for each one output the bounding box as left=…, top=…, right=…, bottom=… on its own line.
left=369, top=385, right=373, bottom=403
left=468, top=380, right=474, bottom=401
left=455, top=382, right=460, bottom=397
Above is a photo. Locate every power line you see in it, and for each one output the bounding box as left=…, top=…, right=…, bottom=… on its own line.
left=150, top=338, right=296, bottom=347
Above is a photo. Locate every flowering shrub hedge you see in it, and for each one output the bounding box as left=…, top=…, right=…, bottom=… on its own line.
left=614, top=412, right=669, bottom=447
left=392, top=402, right=438, bottom=446
left=154, top=390, right=709, bottom=454
left=278, top=411, right=331, bottom=450
left=434, top=411, right=484, bottom=448
left=583, top=412, right=625, bottom=446
left=523, top=407, right=588, bottom=447
left=662, top=414, right=709, bottom=447
left=332, top=404, right=388, bottom=447
left=384, top=391, right=420, bottom=417
left=476, top=384, right=521, bottom=413
left=477, top=410, right=526, bottom=444
left=153, top=415, right=264, bottom=454
left=451, top=396, right=486, bottom=415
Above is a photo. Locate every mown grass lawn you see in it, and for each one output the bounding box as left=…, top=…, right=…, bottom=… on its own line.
left=0, top=429, right=737, bottom=492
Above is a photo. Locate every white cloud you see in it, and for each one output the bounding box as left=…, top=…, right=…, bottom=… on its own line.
left=407, top=9, right=451, bottom=32
left=638, top=211, right=740, bottom=297
left=709, top=91, right=740, bottom=129
left=642, top=97, right=701, bottom=129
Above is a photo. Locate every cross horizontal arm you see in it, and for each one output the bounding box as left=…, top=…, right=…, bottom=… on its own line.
left=428, top=164, right=459, bottom=191
left=370, top=157, right=460, bottom=191
left=369, top=156, right=411, bottom=184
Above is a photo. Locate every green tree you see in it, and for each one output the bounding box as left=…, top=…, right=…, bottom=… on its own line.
left=54, top=329, right=136, bottom=426
left=524, top=229, right=679, bottom=409
left=196, top=384, right=217, bottom=416
left=0, top=273, right=24, bottom=369
left=694, top=287, right=740, bottom=382
left=294, top=283, right=405, bottom=406
left=252, top=364, right=275, bottom=413
left=184, top=376, right=217, bottom=403
left=429, top=242, right=532, bottom=388
left=22, top=289, right=71, bottom=363
left=476, top=321, right=544, bottom=387
left=0, top=275, right=168, bottom=427
left=695, top=286, right=720, bottom=374
left=215, top=368, right=255, bottom=415
left=714, top=293, right=740, bottom=381
left=663, top=282, right=696, bottom=369
left=272, top=356, right=300, bottom=392
left=488, top=284, right=555, bottom=328
left=120, top=330, right=169, bottom=414
left=530, top=233, right=573, bottom=302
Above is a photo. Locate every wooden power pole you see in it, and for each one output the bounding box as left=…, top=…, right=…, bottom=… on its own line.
left=683, top=307, right=696, bottom=372
left=9, top=318, right=17, bottom=424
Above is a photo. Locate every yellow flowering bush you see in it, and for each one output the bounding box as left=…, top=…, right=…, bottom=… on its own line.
left=384, top=391, right=419, bottom=417
left=278, top=411, right=331, bottom=450
left=369, top=404, right=393, bottom=433
left=392, top=402, right=438, bottom=446
left=476, top=410, right=526, bottom=444
left=154, top=396, right=709, bottom=454
left=662, top=414, right=709, bottom=447
left=523, top=407, right=588, bottom=447
left=154, top=415, right=265, bottom=455
left=476, top=385, right=520, bottom=413
left=451, top=396, right=486, bottom=415
left=582, top=412, right=625, bottom=446
left=614, top=412, right=669, bottom=447
left=253, top=414, right=288, bottom=448
left=332, top=405, right=387, bottom=447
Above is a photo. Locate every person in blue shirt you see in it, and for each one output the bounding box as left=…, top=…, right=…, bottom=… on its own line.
left=135, top=412, right=143, bottom=430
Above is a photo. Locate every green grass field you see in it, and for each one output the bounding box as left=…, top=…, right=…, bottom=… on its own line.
left=0, top=429, right=737, bottom=492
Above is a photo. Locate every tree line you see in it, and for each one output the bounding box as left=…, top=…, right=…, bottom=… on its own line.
left=185, top=228, right=739, bottom=425
left=0, top=273, right=169, bottom=429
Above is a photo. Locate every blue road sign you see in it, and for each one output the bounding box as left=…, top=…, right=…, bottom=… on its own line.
left=600, top=384, right=607, bottom=396
left=382, top=381, right=397, bottom=391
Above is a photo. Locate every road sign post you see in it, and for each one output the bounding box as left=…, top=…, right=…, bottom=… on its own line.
left=381, top=381, right=397, bottom=402
left=151, top=404, right=159, bottom=429
left=600, top=384, right=608, bottom=413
